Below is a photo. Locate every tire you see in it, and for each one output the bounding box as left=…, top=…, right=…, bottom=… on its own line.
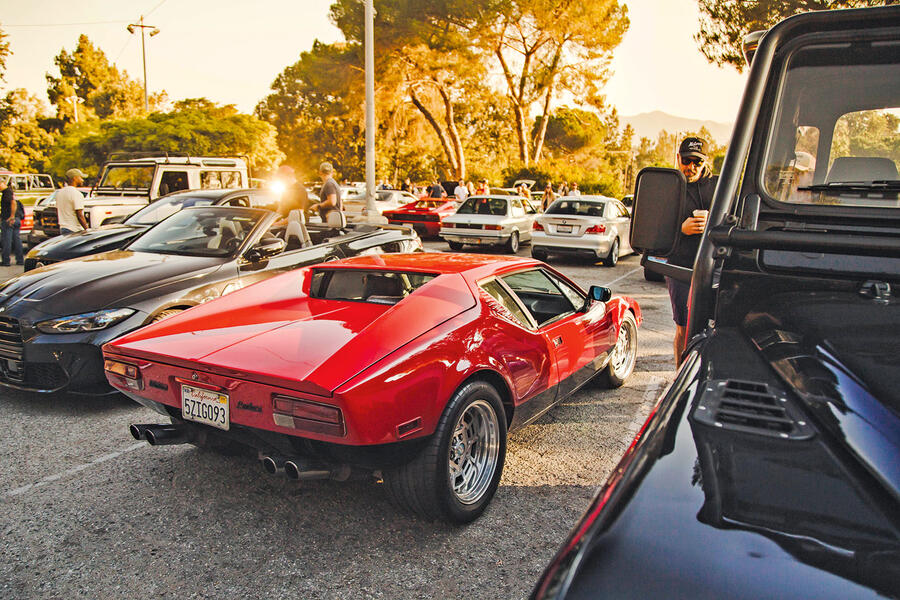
left=383, top=380, right=507, bottom=523
left=448, top=241, right=464, bottom=251
left=602, top=238, right=619, bottom=267
left=151, top=309, right=183, bottom=323
left=600, top=311, right=638, bottom=388
left=505, top=230, right=520, bottom=254
left=644, top=267, right=664, bottom=282
left=531, top=247, right=548, bottom=261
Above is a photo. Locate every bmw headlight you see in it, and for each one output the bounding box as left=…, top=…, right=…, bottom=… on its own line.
left=36, top=308, right=136, bottom=334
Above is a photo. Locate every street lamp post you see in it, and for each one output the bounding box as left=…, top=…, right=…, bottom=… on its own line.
left=127, top=16, right=160, bottom=113
left=66, top=95, right=84, bottom=123
left=364, top=0, right=384, bottom=222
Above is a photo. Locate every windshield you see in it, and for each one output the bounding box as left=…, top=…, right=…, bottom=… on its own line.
left=545, top=200, right=606, bottom=217
left=128, top=207, right=267, bottom=257
left=98, top=165, right=155, bottom=191
left=125, top=195, right=217, bottom=226
left=763, top=39, right=900, bottom=208
left=456, top=197, right=508, bottom=216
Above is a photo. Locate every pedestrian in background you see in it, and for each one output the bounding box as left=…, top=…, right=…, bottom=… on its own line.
left=57, top=168, right=89, bottom=235
left=454, top=179, right=468, bottom=202
left=542, top=182, right=556, bottom=211
left=666, top=136, right=717, bottom=367
left=477, top=179, right=490, bottom=195
left=0, top=177, right=23, bottom=266
left=466, top=181, right=475, bottom=197
left=570, top=183, right=581, bottom=196
left=309, top=162, right=343, bottom=225
left=273, top=164, right=309, bottom=225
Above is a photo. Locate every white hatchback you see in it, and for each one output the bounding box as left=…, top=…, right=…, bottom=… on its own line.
left=531, top=195, right=633, bottom=266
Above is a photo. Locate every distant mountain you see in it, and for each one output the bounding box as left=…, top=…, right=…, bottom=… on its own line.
left=621, top=111, right=733, bottom=145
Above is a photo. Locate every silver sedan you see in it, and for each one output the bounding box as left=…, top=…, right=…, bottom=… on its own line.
left=530, top=195, right=633, bottom=266
left=440, top=195, right=537, bottom=253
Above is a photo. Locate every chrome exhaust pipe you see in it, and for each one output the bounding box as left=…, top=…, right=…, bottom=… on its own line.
left=144, top=424, right=190, bottom=446
left=261, top=455, right=287, bottom=475
left=284, top=459, right=349, bottom=481
left=129, top=423, right=154, bottom=441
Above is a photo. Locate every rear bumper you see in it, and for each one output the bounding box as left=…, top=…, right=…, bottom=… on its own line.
left=532, top=231, right=612, bottom=256
left=440, top=230, right=509, bottom=246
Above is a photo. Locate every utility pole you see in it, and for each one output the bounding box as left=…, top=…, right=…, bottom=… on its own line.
left=66, top=96, right=84, bottom=123
left=127, top=16, right=160, bottom=113
left=364, top=0, right=381, bottom=221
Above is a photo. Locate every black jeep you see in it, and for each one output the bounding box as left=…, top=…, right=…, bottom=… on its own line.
left=534, top=6, right=900, bottom=598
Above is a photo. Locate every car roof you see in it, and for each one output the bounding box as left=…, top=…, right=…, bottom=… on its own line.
left=322, top=252, right=539, bottom=278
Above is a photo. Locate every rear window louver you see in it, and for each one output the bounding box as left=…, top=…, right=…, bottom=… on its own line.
left=693, top=379, right=814, bottom=440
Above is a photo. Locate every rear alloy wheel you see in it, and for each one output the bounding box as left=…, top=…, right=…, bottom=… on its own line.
left=600, top=312, right=637, bottom=388
left=448, top=241, right=464, bottom=251
left=384, top=380, right=507, bottom=523
left=602, top=238, right=619, bottom=267
left=506, top=230, right=520, bottom=254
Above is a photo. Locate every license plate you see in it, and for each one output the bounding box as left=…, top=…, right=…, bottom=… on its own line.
left=181, top=384, right=230, bottom=430
left=465, top=237, right=482, bottom=244
left=557, top=224, right=573, bottom=233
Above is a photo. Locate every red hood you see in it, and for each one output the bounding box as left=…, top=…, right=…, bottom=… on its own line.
left=105, top=269, right=476, bottom=396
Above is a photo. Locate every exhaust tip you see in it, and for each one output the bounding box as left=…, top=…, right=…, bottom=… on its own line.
left=262, top=456, right=284, bottom=475
left=145, top=429, right=159, bottom=446
left=284, top=460, right=300, bottom=480
left=129, top=424, right=146, bottom=441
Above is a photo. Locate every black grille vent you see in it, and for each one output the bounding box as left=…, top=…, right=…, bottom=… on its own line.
left=694, top=379, right=814, bottom=440
left=0, top=316, right=26, bottom=383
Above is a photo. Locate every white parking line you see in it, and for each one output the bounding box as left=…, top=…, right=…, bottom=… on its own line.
left=603, top=266, right=643, bottom=288
left=5, top=442, right=146, bottom=498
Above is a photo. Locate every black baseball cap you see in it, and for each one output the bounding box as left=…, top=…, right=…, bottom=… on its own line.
left=678, top=137, right=709, bottom=160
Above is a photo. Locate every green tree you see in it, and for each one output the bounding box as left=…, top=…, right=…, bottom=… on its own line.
left=533, top=106, right=606, bottom=156
left=831, top=110, right=900, bottom=162
left=48, top=101, right=282, bottom=180
left=46, top=34, right=165, bottom=124
left=0, top=90, right=56, bottom=172
left=0, top=24, right=10, bottom=83
left=696, top=0, right=900, bottom=71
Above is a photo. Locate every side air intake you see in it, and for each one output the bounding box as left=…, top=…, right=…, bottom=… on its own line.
left=693, top=379, right=814, bottom=440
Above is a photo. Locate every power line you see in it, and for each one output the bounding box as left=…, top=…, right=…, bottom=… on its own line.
left=3, top=21, right=129, bottom=28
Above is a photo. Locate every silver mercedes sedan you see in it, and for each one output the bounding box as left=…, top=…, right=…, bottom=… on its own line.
left=530, top=195, right=633, bottom=266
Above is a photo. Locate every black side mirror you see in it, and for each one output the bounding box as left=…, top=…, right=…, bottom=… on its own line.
left=630, top=167, right=686, bottom=257
left=581, top=285, right=612, bottom=311
left=245, top=237, right=285, bottom=262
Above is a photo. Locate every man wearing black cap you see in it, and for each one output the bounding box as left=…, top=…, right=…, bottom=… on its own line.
left=666, top=136, right=717, bottom=367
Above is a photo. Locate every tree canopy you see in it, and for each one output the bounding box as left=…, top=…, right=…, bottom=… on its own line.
left=696, top=0, right=900, bottom=71
left=0, top=25, right=10, bottom=83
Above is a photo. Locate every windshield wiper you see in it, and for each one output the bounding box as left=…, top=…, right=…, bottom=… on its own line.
left=801, top=180, right=900, bottom=193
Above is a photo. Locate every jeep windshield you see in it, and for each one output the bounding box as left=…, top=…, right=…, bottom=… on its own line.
left=96, top=165, right=154, bottom=193
left=763, top=38, right=900, bottom=208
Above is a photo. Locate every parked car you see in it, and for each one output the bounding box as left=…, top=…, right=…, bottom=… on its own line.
left=440, top=195, right=538, bottom=253
left=105, top=253, right=641, bottom=523
left=532, top=6, right=900, bottom=598
left=382, top=198, right=460, bottom=237
left=531, top=196, right=634, bottom=266
left=0, top=206, right=421, bottom=395
left=342, top=189, right=419, bottom=221
left=24, top=188, right=277, bottom=271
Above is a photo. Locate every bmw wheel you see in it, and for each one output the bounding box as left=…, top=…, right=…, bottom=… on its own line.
left=602, top=238, right=619, bottom=267
left=384, top=380, right=507, bottom=523
left=506, top=231, right=520, bottom=254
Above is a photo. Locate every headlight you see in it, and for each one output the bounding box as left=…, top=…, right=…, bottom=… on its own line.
left=36, top=308, right=136, bottom=334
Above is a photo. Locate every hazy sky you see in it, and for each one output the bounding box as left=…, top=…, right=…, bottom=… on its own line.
left=1, top=0, right=747, bottom=124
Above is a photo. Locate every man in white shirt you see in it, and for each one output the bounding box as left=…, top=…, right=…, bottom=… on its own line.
left=57, top=168, right=89, bottom=234
left=453, top=179, right=468, bottom=202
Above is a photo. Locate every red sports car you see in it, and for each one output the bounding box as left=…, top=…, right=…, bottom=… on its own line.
left=103, top=253, right=641, bottom=522
left=382, top=198, right=459, bottom=237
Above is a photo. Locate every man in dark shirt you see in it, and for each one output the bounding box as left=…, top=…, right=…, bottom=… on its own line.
left=666, top=137, right=717, bottom=366
left=0, top=177, right=23, bottom=266
left=309, top=162, right=343, bottom=225
left=274, top=165, right=309, bottom=219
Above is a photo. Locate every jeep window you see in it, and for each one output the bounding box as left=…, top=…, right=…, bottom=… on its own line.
left=201, top=171, right=242, bottom=189
left=159, top=171, right=189, bottom=196
left=762, top=40, right=900, bottom=207
left=98, top=165, right=154, bottom=191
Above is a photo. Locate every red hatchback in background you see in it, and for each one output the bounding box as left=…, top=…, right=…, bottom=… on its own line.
left=382, top=198, right=460, bottom=237
left=104, top=253, right=640, bottom=523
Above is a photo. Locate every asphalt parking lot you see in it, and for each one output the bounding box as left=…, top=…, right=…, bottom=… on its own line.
left=0, top=241, right=676, bottom=599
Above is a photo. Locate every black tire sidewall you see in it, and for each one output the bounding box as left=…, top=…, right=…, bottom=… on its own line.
left=434, top=381, right=507, bottom=523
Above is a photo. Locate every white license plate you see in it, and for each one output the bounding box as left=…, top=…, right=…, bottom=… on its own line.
left=557, top=224, right=573, bottom=233
left=181, top=385, right=230, bottom=431
left=465, top=237, right=482, bottom=244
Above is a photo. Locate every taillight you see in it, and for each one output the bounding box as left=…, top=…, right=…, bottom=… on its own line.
left=585, top=224, right=607, bottom=234
left=104, top=359, right=143, bottom=391
left=532, top=222, right=544, bottom=231
left=443, top=222, right=455, bottom=228
left=273, top=394, right=345, bottom=436
left=484, top=224, right=501, bottom=231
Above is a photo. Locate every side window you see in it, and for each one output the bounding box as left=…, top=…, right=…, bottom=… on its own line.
left=501, top=269, right=578, bottom=326
left=479, top=279, right=533, bottom=328
left=12, top=176, right=27, bottom=190
left=224, top=195, right=250, bottom=207
left=201, top=171, right=220, bottom=189
left=511, top=198, right=525, bottom=217
left=615, top=202, right=629, bottom=218
left=159, top=171, right=189, bottom=195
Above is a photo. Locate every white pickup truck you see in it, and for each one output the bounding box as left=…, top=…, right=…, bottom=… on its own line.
left=38, top=155, right=250, bottom=235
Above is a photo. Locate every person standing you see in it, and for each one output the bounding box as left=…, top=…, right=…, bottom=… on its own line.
left=542, top=182, right=556, bottom=211
left=0, top=177, right=23, bottom=266
left=273, top=164, right=309, bottom=224
left=666, top=137, right=718, bottom=367
left=453, top=179, right=468, bottom=202
left=570, top=182, right=581, bottom=196
left=477, top=179, right=490, bottom=195
left=57, top=168, right=89, bottom=235
left=309, top=162, right=343, bottom=224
